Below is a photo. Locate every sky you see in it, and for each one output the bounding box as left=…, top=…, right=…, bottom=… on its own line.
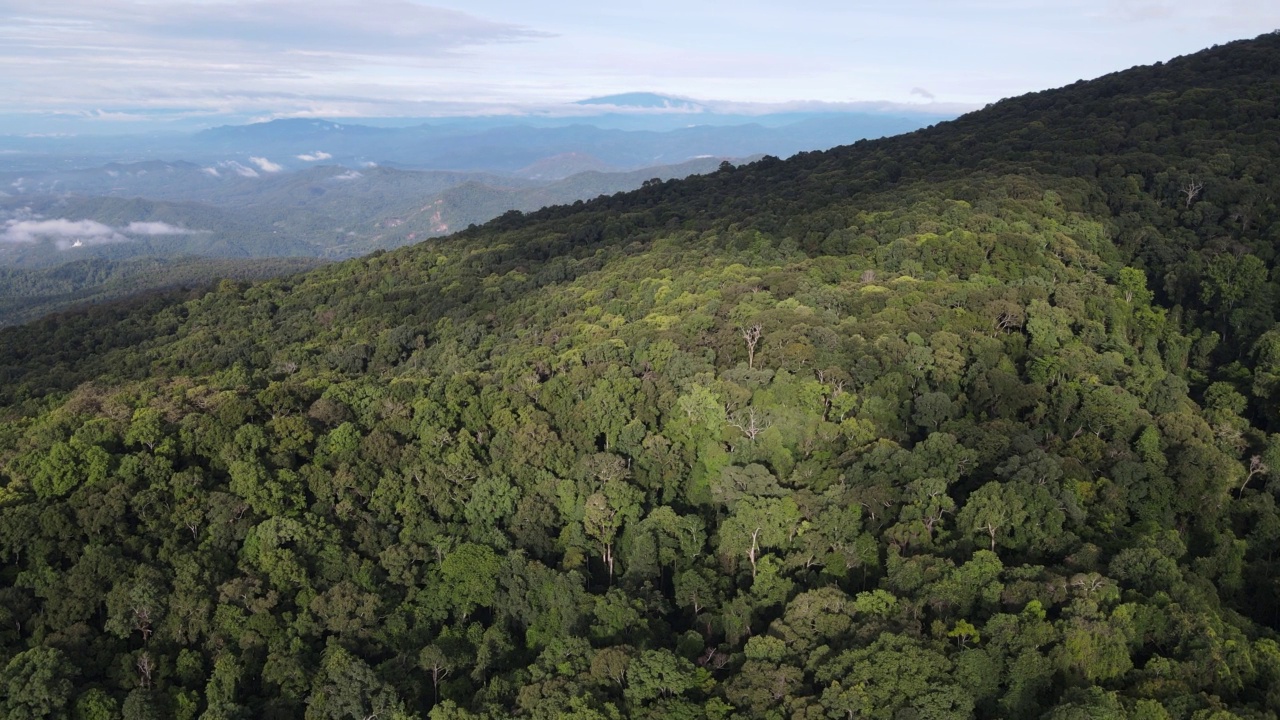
left=0, top=0, right=1277, bottom=132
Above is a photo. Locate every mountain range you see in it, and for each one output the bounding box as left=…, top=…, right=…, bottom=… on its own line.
left=0, top=97, right=947, bottom=325
left=0, top=102, right=950, bottom=175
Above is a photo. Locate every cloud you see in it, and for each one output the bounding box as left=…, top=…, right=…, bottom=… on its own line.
left=1, top=0, right=541, bottom=56
left=249, top=156, right=283, bottom=173
left=142, top=0, right=542, bottom=55
left=202, top=167, right=220, bottom=177
left=124, top=221, right=197, bottom=235
left=1, top=218, right=128, bottom=247
left=1, top=218, right=200, bottom=246
left=0, top=1, right=546, bottom=120
left=910, top=87, right=936, bottom=101
left=331, top=170, right=363, bottom=181
left=219, top=161, right=260, bottom=178
left=2, top=0, right=1277, bottom=128
left=296, top=151, right=332, bottom=161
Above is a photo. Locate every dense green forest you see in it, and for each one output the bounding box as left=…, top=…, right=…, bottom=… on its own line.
left=0, top=256, right=327, bottom=328
left=2, top=33, right=1280, bottom=720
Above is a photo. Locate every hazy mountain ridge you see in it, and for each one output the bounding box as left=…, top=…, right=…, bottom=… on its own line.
left=0, top=105, right=948, bottom=175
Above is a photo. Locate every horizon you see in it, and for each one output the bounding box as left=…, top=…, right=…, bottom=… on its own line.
left=0, top=95, right=973, bottom=139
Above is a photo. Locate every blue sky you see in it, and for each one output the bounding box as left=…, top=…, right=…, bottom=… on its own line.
left=0, top=0, right=1277, bottom=132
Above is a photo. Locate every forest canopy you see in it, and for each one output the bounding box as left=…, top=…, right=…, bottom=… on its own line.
left=2, top=31, right=1280, bottom=720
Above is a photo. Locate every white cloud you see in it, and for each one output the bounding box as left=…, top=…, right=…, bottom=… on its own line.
left=0, top=1, right=545, bottom=120
left=249, top=156, right=283, bottom=173
left=1, top=218, right=125, bottom=245
left=296, top=151, right=332, bottom=161
left=1, top=218, right=201, bottom=246
left=220, top=161, right=259, bottom=178
left=0, top=0, right=1277, bottom=126
left=125, top=221, right=197, bottom=235
left=202, top=167, right=220, bottom=177
left=331, top=170, right=363, bottom=181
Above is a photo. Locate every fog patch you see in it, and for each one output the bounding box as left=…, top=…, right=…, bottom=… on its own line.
left=125, top=221, right=200, bottom=236
left=219, top=161, right=259, bottom=178
left=1, top=218, right=126, bottom=245
left=1, top=218, right=202, bottom=248
left=250, top=156, right=283, bottom=173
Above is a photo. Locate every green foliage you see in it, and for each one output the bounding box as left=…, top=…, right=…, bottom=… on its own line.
left=1, top=647, right=77, bottom=719
left=1, top=32, right=1280, bottom=720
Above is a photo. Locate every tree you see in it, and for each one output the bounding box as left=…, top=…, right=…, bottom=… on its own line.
left=584, top=493, right=622, bottom=583
left=202, top=654, right=251, bottom=720
left=717, top=496, right=801, bottom=578
left=958, top=482, right=1028, bottom=553
left=1180, top=179, right=1204, bottom=208
left=105, top=567, right=167, bottom=642
left=1200, top=253, right=1267, bottom=339
left=439, top=542, right=500, bottom=618
left=419, top=644, right=453, bottom=704
left=741, top=324, right=763, bottom=369
left=624, top=649, right=708, bottom=706
left=305, top=642, right=410, bottom=720
left=816, top=633, right=974, bottom=720
left=0, top=647, right=76, bottom=719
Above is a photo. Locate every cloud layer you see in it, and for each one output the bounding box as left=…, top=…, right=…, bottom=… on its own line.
left=1, top=218, right=197, bottom=247
left=0, top=0, right=1278, bottom=127
left=0, top=0, right=543, bottom=120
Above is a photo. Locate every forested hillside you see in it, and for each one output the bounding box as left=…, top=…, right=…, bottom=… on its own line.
left=0, top=256, right=327, bottom=328
left=1, top=33, right=1280, bottom=720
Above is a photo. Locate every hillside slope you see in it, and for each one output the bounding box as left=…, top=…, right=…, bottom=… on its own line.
left=1, top=33, right=1280, bottom=720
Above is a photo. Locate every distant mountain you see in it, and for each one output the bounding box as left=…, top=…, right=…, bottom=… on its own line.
left=515, top=152, right=617, bottom=180
left=0, top=161, right=516, bottom=207
left=1, top=104, right=951, bottom=175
